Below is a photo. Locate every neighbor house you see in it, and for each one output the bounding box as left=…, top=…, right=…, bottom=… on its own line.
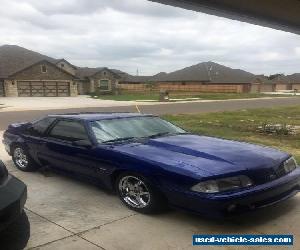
left=271, top=74, right=292, bottom=91
left=250, top=75, right=275, bottom=93
left=1, top=44, right=297, bottom=97
left=118, top=62, right=258, bottom=93
left=75, top=67, right=122, bottom=95
left=0, top=45, right=77, bottom=97
left=286, top=73, right=300, bottom=91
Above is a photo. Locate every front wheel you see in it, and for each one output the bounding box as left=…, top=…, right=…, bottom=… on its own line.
left=116, top=173, right=166, bottom=214
left=12, top=146, right=39, bottom=172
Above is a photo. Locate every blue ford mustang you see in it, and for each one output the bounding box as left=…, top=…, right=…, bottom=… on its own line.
left=2, top=112, right=300, bottom=216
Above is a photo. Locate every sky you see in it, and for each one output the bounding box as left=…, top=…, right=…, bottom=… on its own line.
left=0, top=0, right=300, bottom=76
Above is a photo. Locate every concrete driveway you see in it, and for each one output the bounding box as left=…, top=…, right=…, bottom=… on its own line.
left=0, top=96, right=141, bottom=112
left=0, top=131, right=299, bottom=250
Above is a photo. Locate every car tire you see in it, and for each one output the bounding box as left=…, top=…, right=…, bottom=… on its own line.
left=12, top=145, right=39, bottom=172
left=116, top=173, right=167, bottom=214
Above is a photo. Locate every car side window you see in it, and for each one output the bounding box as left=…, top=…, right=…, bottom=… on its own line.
left=48, top=120, right=89, bottom=142
left=27, top=117, right=56, bottom=137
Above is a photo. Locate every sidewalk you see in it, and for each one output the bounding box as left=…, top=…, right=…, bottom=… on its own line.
left=0, top=95, right=297, bottom=112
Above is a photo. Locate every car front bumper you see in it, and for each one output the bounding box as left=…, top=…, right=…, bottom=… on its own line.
left=0, top=174, right=27, bottom=231
left=165, top=167, right=300, bottom=217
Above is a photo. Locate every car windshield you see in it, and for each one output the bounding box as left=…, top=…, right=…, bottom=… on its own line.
left=90, top=116, right=186, bottom=143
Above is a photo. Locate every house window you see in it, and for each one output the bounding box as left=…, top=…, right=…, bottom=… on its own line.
left=103, top=71, right=107, bottom=76
left=99, top=80, right=110, bottom=91
left=61, top=63, right=65, bottom=68
left=41, top=65, right=47, bottom=73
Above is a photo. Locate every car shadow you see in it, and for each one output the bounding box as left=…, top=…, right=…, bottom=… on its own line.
left=0, top=211, right=30, bottom=250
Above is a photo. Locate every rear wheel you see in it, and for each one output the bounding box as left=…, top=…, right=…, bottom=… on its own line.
left=116, top=173, right=166, bottom=214
left=12, top=146, right=39, bottom=172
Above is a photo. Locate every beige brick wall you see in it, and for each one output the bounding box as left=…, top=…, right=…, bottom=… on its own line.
left=276, top=84, right=288, bottom=91
left=56, top=61, right=76, bottom=76
left=69, top=81, right=78, bottom=96
left=292, top=83, right=300, bottom=90
left=92, top=70, right=118, bottom=94
left=4, top=80, right=18, bottom=97
left=118, top=82, right=246, bottom=93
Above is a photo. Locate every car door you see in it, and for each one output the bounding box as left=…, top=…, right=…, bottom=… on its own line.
left=40, top=119, right=100, bottom=177
left=22, top=117, right=57, bottom=164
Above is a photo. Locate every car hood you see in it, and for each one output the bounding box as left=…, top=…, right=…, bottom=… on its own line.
left=113, top=134, right=289, bottom=178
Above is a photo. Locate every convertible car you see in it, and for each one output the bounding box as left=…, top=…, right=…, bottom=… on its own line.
left=2, top=112, right=300, bottom=216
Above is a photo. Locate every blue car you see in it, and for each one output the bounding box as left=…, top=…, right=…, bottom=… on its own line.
left=2, top=112, right=300, bottom=216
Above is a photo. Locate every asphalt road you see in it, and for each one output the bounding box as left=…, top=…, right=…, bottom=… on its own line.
left=0, top=97, right=299, bottom=130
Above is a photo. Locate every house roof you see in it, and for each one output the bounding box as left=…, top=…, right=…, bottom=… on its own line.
left=286, top=73, right=300, bottom=83
left=0, top=45, right=58, bottom=78
left=55, top=59, right=77, bottom=69
left=75, top=67, right=122, bottom=80
left=271, top=74, right=291, bottom=83
left=121, top=74, right=153, bottom=83
left=8, top=59, right=77, bottom=79
left=151, top=62, right=255, bottom=83
left=253, top=75, right=275, bottom=84
left=75, top=67, right=105, bottom=79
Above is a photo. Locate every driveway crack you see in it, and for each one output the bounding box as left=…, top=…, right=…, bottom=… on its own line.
left=25, top=208, right=106, bottom=250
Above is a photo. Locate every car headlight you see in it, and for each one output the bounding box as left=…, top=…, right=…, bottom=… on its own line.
left=191, top=175, right=253, bottom=193
left=283, top=157, right=298, bottom=173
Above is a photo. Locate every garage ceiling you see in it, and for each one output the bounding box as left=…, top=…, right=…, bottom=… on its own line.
left=150, top=0, right=300, bottom=35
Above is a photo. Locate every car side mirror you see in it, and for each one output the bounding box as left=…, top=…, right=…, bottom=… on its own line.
left=72, top=139, right=93, bottom=148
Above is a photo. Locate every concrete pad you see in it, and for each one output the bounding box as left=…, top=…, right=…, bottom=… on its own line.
left=79, top=211, right=256, bottom=250
left=24, top=210, right=72, bottom=249
left=11, top=168, right=135, bottom=233
left=33, top=236, right=101, bottom=250
left=243, top=195, right=300, bottom=236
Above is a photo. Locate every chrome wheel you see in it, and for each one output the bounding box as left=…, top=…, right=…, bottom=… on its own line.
left=119, top=176, right=151, bottom=208
left=14, top=148, right=28, bottom=169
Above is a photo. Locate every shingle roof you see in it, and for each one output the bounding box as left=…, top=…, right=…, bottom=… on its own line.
left=121, top=74, right=153, bottom=83
left=253, top=75, right=275, bottom=84
left=75, top=67, right=122, bottom=80
left=286, top=73, right=300, bottom=83
left=55, top=59, right=77, bottom=69
left=151, top=62, right=255, bottom=83
left=0, top=45, right=57, bottom=78
left=271, top=74, right=291, bottom=83
left=75, top=67, right=105, bottom=79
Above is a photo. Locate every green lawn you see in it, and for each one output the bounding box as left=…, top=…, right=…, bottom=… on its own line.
left=163, top=106, right=300, bottom=162
left=91, top=92, right=290, bottom=101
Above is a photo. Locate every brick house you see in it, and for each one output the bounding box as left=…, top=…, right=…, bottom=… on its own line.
left=1, top=44, right=298, bottom=97
left=0, top=45, right=77, bottom=97
left=286, top=74, right=300, bottom=91
left=118, top=62, right=257, bottom=93
left=75, top=67, right=121, bottom=95
left=250, top=75, right=275, bottom=93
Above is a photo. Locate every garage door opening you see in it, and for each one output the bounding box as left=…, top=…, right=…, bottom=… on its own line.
left=17, top=81, right=70, bottom=97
